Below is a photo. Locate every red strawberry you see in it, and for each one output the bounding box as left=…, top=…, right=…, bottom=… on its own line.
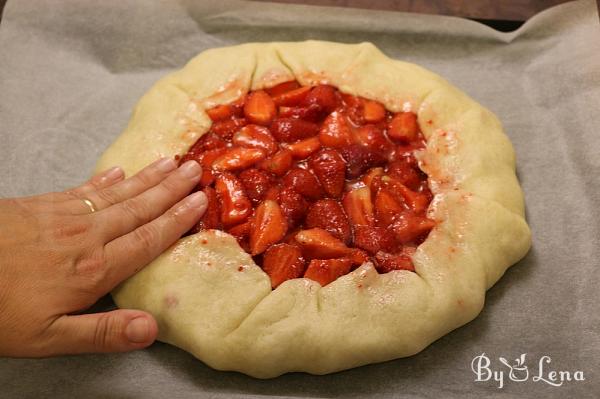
left=181, top=133, right=227, bottom=163
left=211, top=117, right=246, bottom=139
left=233, top=125, right=278, bottom=155
left=304, top=258, right=352, bottom=287
left=389, top=212, right=435, bottom=244
left=278, top=187, right=308, bottom=228
left=249, top=200, right=288, bottom=255
left=305, top=199, right=351, bottom=243
left=318, top=111, right=353, bottom=148
left=388, top=112, right=420, bottom=143
left=362, top=100, right=386, bottom=123
left=264, top=185, right=281, bottom=202
left=374, top=188, right=405, bottom=227
left=243, top=90, right=276, bottom=126
left=353, top=225, right=396, bottom=255
left=302, top=85, right=340, bottom=114
left=282, top=168, right=323, bottom=200
left=205, top=104, right=235, bottom=122
left=197, top=148, right=227, bottom=186
left=239, top=168, right=273, bottom=205
left=271, top=118, right=319, bottom=142
left=308, top=149, right=346, bottom=198
left=262, top=243, right=307, bottom=288
left=362, top=167, right=384, bottom=189
left=265, top=80, right=300, bottom=97
left=387, top=158, right=424, bottom=191
left=374, top=251, right=415, bottom=273
left=190, top=186, right=220, bottom=233
left=272, top=86, right=311, bottom=106
left=278, top=104, right=323, bottom=122
left=284, top=136, right=321, bottom=159
left=339, top=144, right=386, bottom=179
left=341, top=93, right=364, bottom=124
left=227, top=220, right=251, bottom=249
left=294, top=228, right=351, bottom=259
left=348, top=248, right=370, bottom=268
left=342, top=187, right=375, bottom=227
left=212, top=147, right=266, bottom=171
left=379, top=176, right=430, bottom=214
left=214, top=172, right=252, bottom=227
left=353, top=124, right=393, bottom=155
left=259, top=148, right=293, bottom=176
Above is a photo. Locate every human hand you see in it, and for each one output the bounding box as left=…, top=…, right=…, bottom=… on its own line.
left=0, top=158, right=207, bottom=356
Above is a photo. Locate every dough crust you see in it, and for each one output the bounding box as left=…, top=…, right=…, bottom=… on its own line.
left=95, top=41, right=531, bottom=378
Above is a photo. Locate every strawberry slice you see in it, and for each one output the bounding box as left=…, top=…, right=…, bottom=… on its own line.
left=206, top=104, right=235, bottom=122
left=196, top=148, right=227, bottom=186
left=262, top=243, right=307, bottom=288
left=282, top=168, right=323, bottom=200
left=212, top=147, right=266, bottom=171
left=387, top=158, right=424, bottom=191
left=389, top=212, right=435, bottom=244
left=308, top=149, right=346, bottom=198
left=228, top=220, right=251, bottom=251
left=272, top=86, right=312, bottom=106
left=304, top=258, right=352, bottom=287
left=374, top=188, right=405, bottom=227
left=239, top=168, right=273, bottom=205
left=265, top=80, right=300, bottom=97
left=305, top=199, right=351, bottom=243
left=353, top=225, right=396, bottom=255
left=214, top=172, right=252, bottom=227
left=341, top=93, right=364, bottom=124
left=294, top=228, right=351, bottom=259
left=362, top=167, right=384, bottom=189
left=278, top=104, right=323, bottom=122
left=318, top=111, right=353, bottom=148
left=353, top=124, right=393, bottom=155
left=278, top=187, right=309, bottom=228
left=243, top=90, right=276, bottom=126
left=339, top=144, right=387, bottom=178
left=271, top=118, right=320, bottom=142
left=362, top=100, right=386, bottom=123
left=374, top=251, right=415, bottom=273
left=189, top=186, right=221, bottom=233
left=181, top=133, right=227, bottom=164
left=302, top=85, right=340, bottom=114
left=348, top=248, right=370, bottom=268
left=388, top=112, right=420, bottom=143
left=284, top=136, right=321, bottom=159
left=378, top=176, right=430, bottom=214
left=259, top=148, right=293, bottom=176
left=342, top=186, right=375, bottom=227
left=211, top=117, right=247, bottom=139
left=233, top=125, right=278, bottom=155
left=249, top=200, right=288, bottom=255
left=264, top=185, right=281, bottom=202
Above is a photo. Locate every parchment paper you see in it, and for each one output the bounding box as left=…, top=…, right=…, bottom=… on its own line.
left=1, top=0, right=599, bottom=397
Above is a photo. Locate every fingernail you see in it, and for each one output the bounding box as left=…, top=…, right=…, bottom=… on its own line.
left=156, top=157, right=177, bottom=173
left=98, top=166, right=124, bottom=185
left=183, top=191, right=207, bottom=209
left=179, top=160, right=201, bottom=178
left=125, top=317, right=151, bottom=343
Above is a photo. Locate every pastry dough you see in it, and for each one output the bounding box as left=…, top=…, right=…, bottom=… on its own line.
left=95, top=41, right=531, bottom=378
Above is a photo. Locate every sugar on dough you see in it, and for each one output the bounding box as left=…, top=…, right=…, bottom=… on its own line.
left=95, top=41, right=532, bottom=378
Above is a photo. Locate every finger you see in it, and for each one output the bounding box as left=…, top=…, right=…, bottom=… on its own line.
left=78, top=157, right=179, bottom=212
left=103, top=190, right=207, bottom=287
left=66, top=166, right=125, bottom=199
left=97, top=160, right=202, bottom=242
left=46, top=310, right=157, bottom=354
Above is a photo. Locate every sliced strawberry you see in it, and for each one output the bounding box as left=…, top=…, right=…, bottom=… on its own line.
left=304, top=258, right=352, bottom=286
left=211, top=117, right=246, bottom=139
left=348, top=248, right=370, bottom=268
left=265, top=80, right=300, bottom=97
left=259, top=148, right=293, bottom=176
left=353, top=124, right=393, bottom=155
left=197, top=148, right=227, bottom=186
left=353, top=225, right=396, bottom=255
left=388, top=112, right=420, bottom=143
left=278, top=187, right=308, bottom=228
left=233, top=125, right=278, bottom=155
left=190, top=186, right=220, bottom=233
left=362, top=167, right=384, bottom=189
left=294, top=228, right=350, bottom=259
left=282, top=168, right=323, bottom=200
left=206, top=104, right=235, bottom=122
left=341, top=93, right=364, bottom=124
left=270, top=118, right=320, bottom=142
left=272, top=86, right=312, bottom=106
left=305, top=200, right=351, bottom=243
left=243, top=90, right=276, bottom=126
left=374, top=251, right=415, bottom=273
left=308, top=149, right=346, bottom=198
left=212, top=147, right=266, bottom=171
left=264, top=185, right=281, bottom=202
left=214, top=172, right=252, bottom=227
left=387, top=158, right=423, bottom=191
left=342, top=186, right=375, bottom=227
left=318, top=111, right=353, bottom=148
left=379, top=176, right=430, bottom=214
left=262, top=243, right=307, bottom=288
left=339, top=144, right=387, bottom=178
left=278, top=104, right=322, bottom=122
left=239, top=168, right=273, bottom=205
left=227, top=220, right=251, bottom=246
left=302, top=85, right=340, bottom=114
left=389, top=212, right=435, bottom=244
left=249, top=200, right=288, bottom=255
left=374, top=188, right=405, bottom=227
left=181, top=133, right=227, bottom=164
left=362, top=100, right=386, bottom=123
left=284, top=136, right=321, bottom=160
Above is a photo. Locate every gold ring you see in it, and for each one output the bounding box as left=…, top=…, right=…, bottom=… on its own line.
left=81, top=198, right=97, bottom=213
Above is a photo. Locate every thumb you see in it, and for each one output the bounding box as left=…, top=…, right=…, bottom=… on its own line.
left=48, top=310, right=158, bottom=354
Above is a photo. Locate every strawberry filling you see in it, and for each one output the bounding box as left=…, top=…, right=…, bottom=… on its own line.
left=180, top=82, right=435, bottom=288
